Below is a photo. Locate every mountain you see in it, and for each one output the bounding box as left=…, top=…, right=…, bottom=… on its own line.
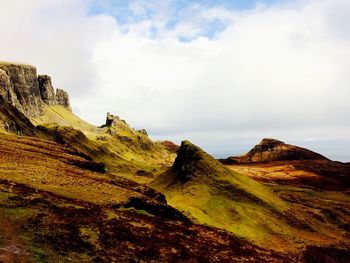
left=220, top=138, right=350, bottom=190
left=152, top=140, right=350, bottom=254
left=1, top=61, right=349, bottom=262
left=0, top=132, right=293, bottom=262
left=0, top=62, right=71, bottom=117
left=0, top=61, right=174, bottom=182
left=1, top=62, right=287, bottom=262
left=220, top=138, right=329, bottom=164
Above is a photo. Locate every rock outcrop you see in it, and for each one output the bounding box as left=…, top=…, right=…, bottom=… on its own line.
left=0, top=62, right=71, bottom=118
left=171, top=140, right=228, bottom=183
left=0, top=94, right=35, bottom=135
left=0, top=63, right=40, bottom=116
left=56, top=89, right=72, bottom=111
left=221, top=138, right=329, bottom=164
left=38, top=75, right=56, bottom=105
left=104, top=112, right=121, bottom=127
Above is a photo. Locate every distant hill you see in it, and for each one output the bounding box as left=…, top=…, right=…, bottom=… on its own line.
left=220, top=138, right=329, bottom=164
left=152, top=140, right=350, bottom=253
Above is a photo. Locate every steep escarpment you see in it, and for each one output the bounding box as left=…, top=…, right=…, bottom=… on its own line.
left=0, top=94, right=35, bottom=135
left=0, top=62, right=71, bottom=118
left=38, top=75, right=56, bottom=105
left=221, top=138, right=329, bottom=164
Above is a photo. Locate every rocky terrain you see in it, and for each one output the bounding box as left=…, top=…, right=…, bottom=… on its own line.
left=0, top=62, right=71, bottom=119
left=0, top=61, right=349, bottom=262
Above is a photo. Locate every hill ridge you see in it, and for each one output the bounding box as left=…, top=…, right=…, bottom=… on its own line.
left=221, top=138, right=329, bottom=164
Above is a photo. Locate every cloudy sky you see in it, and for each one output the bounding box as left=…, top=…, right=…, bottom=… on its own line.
left=1, top=0, right=350, bottom=161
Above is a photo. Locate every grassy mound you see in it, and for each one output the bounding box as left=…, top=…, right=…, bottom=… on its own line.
left=151, top=140, right=350, bottom=252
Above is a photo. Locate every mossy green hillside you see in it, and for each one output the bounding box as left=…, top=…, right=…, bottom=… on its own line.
left=33, top=106, right=175, bottom=179
left=151, top=140, right=349, bottom=251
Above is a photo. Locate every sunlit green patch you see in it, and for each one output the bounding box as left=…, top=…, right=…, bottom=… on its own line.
left=118, top=207, right=155, bottom=217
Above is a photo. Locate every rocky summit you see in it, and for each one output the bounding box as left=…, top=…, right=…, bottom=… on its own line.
left=221, top=138, right=329, bottom=164
left=0, top=62, right=71, bottom=118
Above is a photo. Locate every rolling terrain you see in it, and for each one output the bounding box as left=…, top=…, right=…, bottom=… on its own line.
left=0, top=61, right=350, bottom=262
left=152, top=141, right=350, bottom=254
left=0, top=132, right=289, bottom=262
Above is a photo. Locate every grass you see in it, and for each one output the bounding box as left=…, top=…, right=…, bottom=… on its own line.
left=0, top=172, right=287, bottom=262
left=33, top=106, right=175, bottom=183
left=151, top=140, right=350, bottom=252
left=31, top=105, right=97, bottom=134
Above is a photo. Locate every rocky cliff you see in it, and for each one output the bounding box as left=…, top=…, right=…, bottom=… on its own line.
left=0, top=94, right=35, bottom=135
left=0, top=62, right=71, bottom=117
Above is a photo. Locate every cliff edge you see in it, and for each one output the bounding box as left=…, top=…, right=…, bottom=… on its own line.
left=0, top=62, right=71, bottom=117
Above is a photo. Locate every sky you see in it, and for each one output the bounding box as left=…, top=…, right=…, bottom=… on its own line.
left=0, top=0, right=350, bottom=161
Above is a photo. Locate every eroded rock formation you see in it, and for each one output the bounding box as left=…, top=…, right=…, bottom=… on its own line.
left=56, top=89, right=71, bottom=111
left=38, top=75, right=56, bottom=105
left=0, top=62, right=71, bottom=117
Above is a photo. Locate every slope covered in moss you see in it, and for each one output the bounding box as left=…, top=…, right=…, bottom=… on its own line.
left=151, top=140, right=350, bottom=252
left=0, top=132, right=291, bottom=262
left=32, top=107, right=175, bottom=182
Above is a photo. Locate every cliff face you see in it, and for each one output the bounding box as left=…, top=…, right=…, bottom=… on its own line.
left=38, top=75, right=56, bottom=105
left=0, top=62, right=71, bottom=117
left=56, top=89, right=72, bottom=111
left=0, top=94, right=35, bottom=135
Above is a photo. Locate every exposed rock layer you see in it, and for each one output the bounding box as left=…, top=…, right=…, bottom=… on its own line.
left=0, top=94, right=35, bottom=135
left=38, top=75, right=56, bottom=105
left=56, top=89, right=71, bottom=111
left=0, top=62, right=71, bottom=118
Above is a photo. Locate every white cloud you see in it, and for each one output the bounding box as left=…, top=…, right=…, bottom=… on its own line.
left=0, top=0, right=350, bottom=161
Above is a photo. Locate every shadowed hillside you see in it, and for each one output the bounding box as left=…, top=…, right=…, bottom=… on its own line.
left=0, top=132, right=290, bottom=262
left=0, top=95, right=35, bottom=136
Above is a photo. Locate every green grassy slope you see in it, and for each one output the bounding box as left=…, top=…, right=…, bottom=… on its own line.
left=32, top=106, right=175, bottom=181
left=0, top=132, right=291, bottom=262
left=31, top=105, right=97, bottom=134
left=151, top=140, right=350, bottom=252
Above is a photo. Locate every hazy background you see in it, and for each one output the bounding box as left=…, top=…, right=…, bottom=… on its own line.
left=1, top=0, right=349, bottom=161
